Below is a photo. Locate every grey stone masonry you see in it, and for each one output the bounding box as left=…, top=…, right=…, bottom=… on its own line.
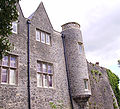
left=0, top=2, right=118, bottom=109
left=62, top=22, right=91, bottom=109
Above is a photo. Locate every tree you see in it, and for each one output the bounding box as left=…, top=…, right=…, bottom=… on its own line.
left=0, top=0, right=19, bottom=59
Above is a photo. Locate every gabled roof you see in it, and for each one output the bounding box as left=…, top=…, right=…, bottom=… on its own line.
left=28, top=2, right=53, bottom=29
left=17, top=3, right=25, bottom=18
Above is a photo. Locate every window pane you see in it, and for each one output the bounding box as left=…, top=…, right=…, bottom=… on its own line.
left=1, top=69, right=8, bottom=83
left=49, top=76, right=52, bottom=87
left=9, top=69, right=16, bottom=85
left=2, top=56, right=8, bottom=66
left=37, top=63, right=42, bottom=72
left=36, top=30, right=40, bottom=41
left=37, top=73, right=42, bottom=87
left=84, top=80, right=88, bottom=89
left=48, top=65, right=52, bottom=74
left=41, top=32, right=45, bottom=43
left=10, top=57, right=16, bottom=67
left=79, top=44, right=82, bottom=53
left=43, top=63, right=47, bottom=73
left=46, top=34, right=50, bottom=45
left=43, top=75, right=48, bottom=87
left=12, top=22, right=17, bottom=34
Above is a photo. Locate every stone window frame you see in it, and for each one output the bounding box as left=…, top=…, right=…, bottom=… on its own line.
left=37, top=61, right=53, bottom=88
left=84, top=79, right=89, bottom=91
left=12, top=21, right=18, bottom=34
left=78, top=42, right=83, bottom=54
left=0, top=54, right=18, bottom=85
left=36, top=29, right=51, bottom=45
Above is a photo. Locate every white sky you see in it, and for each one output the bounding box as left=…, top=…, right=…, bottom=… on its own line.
left=20, top=0, right=120, bottom=80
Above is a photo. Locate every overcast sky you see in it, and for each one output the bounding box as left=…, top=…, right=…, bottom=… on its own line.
left=20, top=0, right=120, bottom=79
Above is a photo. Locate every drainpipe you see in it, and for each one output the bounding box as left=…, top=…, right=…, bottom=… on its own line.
left=61, top=34, right=74, bottom=109
left=27, top=19, right=31, bottom=109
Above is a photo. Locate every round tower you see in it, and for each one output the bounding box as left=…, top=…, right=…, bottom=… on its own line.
left=61, top=22, right=91, bottom=108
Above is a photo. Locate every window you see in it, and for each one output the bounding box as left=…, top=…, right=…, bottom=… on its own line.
left=0, top=55, right=18, bottom=85
left=12, top=22, right=17, bottom=34
left=36, top=30, right=40, bottom=41
left=84, top=79, right=89, bottom=90
left=37, top=61, right=53, bottom=88
left=78, top=43, right=83, bottom=53
left=41, top=32, right=45, bottom=43
left=36, top=29, right=51, bottom=45
left=46, top=34, right=50, bottom=45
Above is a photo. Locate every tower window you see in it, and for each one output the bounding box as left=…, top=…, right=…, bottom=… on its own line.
left=37, top=61, right=53, bottom=88
left=84, top=79, right=89, bottom=90
left=0, top=55, right=18, bottom=85
left=78, top=43, right=83, bottom=53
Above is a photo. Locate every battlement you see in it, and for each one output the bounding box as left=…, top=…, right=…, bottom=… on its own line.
left=61, top=22, right=80, bottom=31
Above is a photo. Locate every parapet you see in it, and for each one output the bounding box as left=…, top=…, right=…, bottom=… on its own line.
left=61, top=22, right=80, bottom=31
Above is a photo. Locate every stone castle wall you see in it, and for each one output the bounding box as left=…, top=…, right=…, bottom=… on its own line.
left=0, top=2, right=119, bottom=109
left=88, top=62, right=119, bottom=109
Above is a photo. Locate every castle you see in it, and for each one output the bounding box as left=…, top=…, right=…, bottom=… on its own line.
left=0, top=2, right=119, bottom=109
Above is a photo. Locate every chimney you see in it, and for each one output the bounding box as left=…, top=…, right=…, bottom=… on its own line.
left=95, top=62, right=99, bottom=66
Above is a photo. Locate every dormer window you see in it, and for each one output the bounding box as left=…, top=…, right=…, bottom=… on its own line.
left=36, top=29, right=51, bottom=45
left=12, top=22, right=17, bottom=34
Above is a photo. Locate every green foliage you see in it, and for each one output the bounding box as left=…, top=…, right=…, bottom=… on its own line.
left=91, top=70, right=102, bottom=76
left=99, top=71, right=102, bottom=76
left=113, top=99, right=118, bottom=109
left=107, top=69, right=120, bottom=107
left=49, top=100, right=64, bottom=109
left=91, top=69, right=102, bottom=83
left=0, top=0, right=19, bottom=59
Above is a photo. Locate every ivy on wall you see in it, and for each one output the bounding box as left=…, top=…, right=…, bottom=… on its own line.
left=106, top=69, right=120, bottom=107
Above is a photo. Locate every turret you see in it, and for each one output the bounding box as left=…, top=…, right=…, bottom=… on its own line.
left=61, top=22, right=91, bottom=108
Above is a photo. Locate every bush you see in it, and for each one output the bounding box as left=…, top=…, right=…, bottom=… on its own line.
left=107, top=69, right=120, bottom=107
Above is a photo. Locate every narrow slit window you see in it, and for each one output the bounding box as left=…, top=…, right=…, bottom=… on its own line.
left=78, top=43, right=83, bottom=53
left=84, top=79, right=88, bottom=90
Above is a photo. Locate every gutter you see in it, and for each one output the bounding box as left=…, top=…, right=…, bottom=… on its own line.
left=27, top=19, right=31, bottom=109
left=61, top=34, right=74, bottom=109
